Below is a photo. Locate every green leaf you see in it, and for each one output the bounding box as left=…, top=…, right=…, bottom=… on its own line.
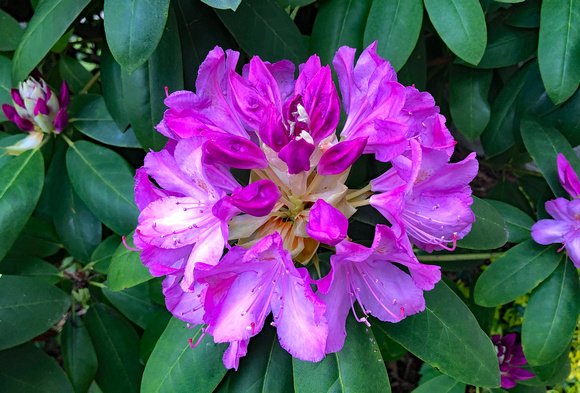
left=107, top=232, right=152, bottom=291
left=66, top=140, right=139, bottom=235
left=0, top=343, right=74, bottom=393
left=216, top=0, right=309, bottom=65
left=0, top=256, right=60, bottom=284
left=62, top=315, right=98, bottom=393
left=457, top=196, right=508, bottom=250
left=363, top=0, right=423, bottom=72
left=70, top=95, right=140, bottom=148
left=226, top=323, right=293, bottom=393
left=485, top=200, right=535, bottom=243
left=102, top=282, right=161, bottom=329
left=505, top=0, right=541, bottom=28
left=310, top=0, right=373, bottom=66
left=371, top=323, right=408, bottom=362
left=487, top=177, right=535, bottom=218
left=0, top=275, right=70, bottom=351
left=201, top=0, right=242, bottom=10
left=104, top=0, right=170, bottom=72
left=474, top=241, right=561, bottom=307
left=480, top=62, right=532, bottom=157
left=522, top=257, right=580, bottom=366
left=538, top=0, right=580, bottom=104
left=0, top=56, right=12, bottom=123
left=293, top=314, right=391, bottom=393
left=59, top=56, right=99, bottom=94
left=141, top=318, right=228, bottom=393
left=12, top=0, right=91, bottom=82
left=411, top=374, right=466, bottom=393
left=424, top=0, right=487, bottom=65
left=380, top=281, right=500, bottom=387
left=0, top=149, right=44, bottom=261
left=0, top=9, right=24, bottom=51
left=85, top=304, right=143, bottom=393
left=449, top=65, right=492, bottom=140
left=397, top=33, right=427, bottom=91
left=100, top=44, right=130, bottom=131
left=120, top=6, right=182, bottom=151
left=8, top=216, right=61, bottom=258
left=529, top=343, right=571, bottom=384
left=520, top=119, right=580, bottom=199
left=139, top=310, right=172, bottom=363
left=90, top=235, right=121, bottom=274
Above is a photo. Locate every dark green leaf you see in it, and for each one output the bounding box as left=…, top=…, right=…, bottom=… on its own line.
left=0, top=9, right=24, bottom=51
left=12, top=0, right=91, bottom=82
left=107, top=233, right=152, bottom=291
left=363, top=0, right=423, bottom=71
left=90, top=235, right=121, bottom=274
left=0, top=256, right=59, bottom=284
left=227, top=322, right=293, bottom=393
left=0, top=150, right=44, bottom=261
left=104, top=0, right=170, bottom=72
left=141, top=318, right=228, bottom=393
left=517, top=62, right=557, bottom=119
left=201, top=0, right=242, bottom=10
left=371, top=323, right=407, bottom=362
left=121, top=7, right=182, bottom=151
left=381, top=281, right=500, bottom=387
left=62, top=315, right=98, bottom=393
left=102, top=282, right=161, bottom=329
left=139, top=309, right=172, bottom=363
left=505, top=0, right=541, bottom=28
left=0, top=56, right=12, bottom=122
left=474, top=241, right=561, bottom=307
left=66, top=140, right=139, bottom=235
left=216, top=0, right=309, bottom=64
left=424, top=0, right=487, bottom=65
left=411, top=374, right=466, bottom=393
left=70, top=95, right=140, bottom=148
left=538, top=0, right=580, bottom=104
left=293, top=314, right=391, bottom=393
left=8, top=216, right=61, bottom=258
left=485, top=200, right=535, bottom=243
left=487, top=177, right=535, bottom=218
left=457, top=196, right=508, bottom=250
left=546, top=88, right=580, bottom=146
left=520, top=119, right=580, bottom=198
left=85, top=304, right=143, bottom=393
left=449, top=65, right=492, bottom=140
left=59, top=56, right=99, bottom=94
left=529, top=343, right=571, bottom=384
left=310, top=0, right=373, bottom=66
left=0, top=343, right=74, bottom=393
left=522, top=257, right=580, bottom=366
left=0, top=275, right=70, bottom=351
left=397, top=33, right=427, bottom=91
left=100, top=44, right=130, bottom=131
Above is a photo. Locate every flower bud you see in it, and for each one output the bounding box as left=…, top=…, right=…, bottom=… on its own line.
left=230, top=180, right=281, bottom=216
left=318, top=137, right=367, bottom=176
left=306, top=199, right=348, bottom=246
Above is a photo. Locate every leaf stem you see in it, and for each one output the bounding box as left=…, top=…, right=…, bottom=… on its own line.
left=79, top=71, right=101, bottom=94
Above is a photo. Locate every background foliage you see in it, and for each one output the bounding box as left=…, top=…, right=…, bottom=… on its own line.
left=1, top=0, right=579, bottom=392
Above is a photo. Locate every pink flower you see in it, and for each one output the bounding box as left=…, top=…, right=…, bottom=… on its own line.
left=491, top=334, right=535, bottom=389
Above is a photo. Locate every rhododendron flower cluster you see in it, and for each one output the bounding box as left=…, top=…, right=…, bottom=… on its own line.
left=132, top=43, right=478, bottom=369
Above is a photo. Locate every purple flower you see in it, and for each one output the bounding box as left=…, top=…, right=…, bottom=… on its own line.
left=492, top=334, right=535, bottom=389
left=532, top=154, right=580, bottom=267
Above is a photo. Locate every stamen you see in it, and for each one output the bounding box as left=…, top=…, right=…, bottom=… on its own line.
left=164, top=86, right=169, bottom=97
left=189, top=329, right=206, bottom=349
left=122, top=236, right=140, bottom=252
left=349, top=199, right=371, bottom=208
left=346, top=184, right=372, bottom=200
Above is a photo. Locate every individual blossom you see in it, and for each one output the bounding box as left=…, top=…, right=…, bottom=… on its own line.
left=492, top=334, right=535, bottom=389
left=2, top=74, right=69, bottom=155
left=532, top=154, right=580, bottom=267
left=132, top=42, right=477, bottom=369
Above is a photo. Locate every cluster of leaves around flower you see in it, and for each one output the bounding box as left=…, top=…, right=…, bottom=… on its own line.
left=2, top=0, right=580, bottom=392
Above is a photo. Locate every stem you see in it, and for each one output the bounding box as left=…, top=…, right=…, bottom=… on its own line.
left=417, top=252, right=504, bottom=262
left=60, top=132, right=74, bottom=147
left=88, top=281, right=107, bottom=289
left=346, top=184, right=372, bottom=200
left=79, top=71, right=101, bottom=94
left=349, top=198, right=371, bottom=208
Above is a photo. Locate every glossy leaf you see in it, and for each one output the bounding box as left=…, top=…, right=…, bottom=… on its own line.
left=521, top=119, right=580, bottom=199
left=472, top=23, right=538, bottom=69
left=538, top=0, right=580, bottom=104
left=293, top=314, right=391, bottom=393
left=380, top=281, right=500, bottom=387
left=70, top=95, right=140, bottom=148
left=0, top=149, right=44, bottom=262
left=485, top=200, right=535, bottom=243
left=0, top=9, right=24, bottom=51
left=457, top=196, right=508, bottom=250
left=530, top=343, right=571, bottom=384
left=226, top=323, right=293, bottom=393
left=371, top=323, right=408, bottom=362
left=449, top=65, right=492, bottom=140
left=0, top=56, right=12, bottom=123
left=505, top=0, right=541, bottom=28
left=362, top=0, right=422, bottom=71
left=85, top=304, right=143, bottom=393
left=62, top=315, right=98, bottom=393
left=12, top=0, right=91, bottom=82
left=104, top=0, right=170, bottom=72
left=8, top=216, right=61, bottom=258
left=107, top=232, right=152, bottom=291
left=100, top=44, right=130, bottom=131
left=0, top=343, right=74, bottom=393
left=141, top=318, right=228, bottom=393
left=397, top=33, right=427, bottom=91
left=522, top=257, right=580, bottom=365
left=216, top=0, right=309, bottom=64
left=474, top=241, right=561, bottom=307
left=0, top=275, right=70, bottom=351
left=139, top=310, right=172, bottom=363
left=424, top=0, right=487, bottom=65
left=59, top=56, right=99, bottom=94
left=102, top=282, right=161, bottom=329
left=120, top=7, right=181, bottom=151
left=310, top=0, right=373, bottom=66
left=0, top=256, right=60, bottom=284
left=90, top=234, right=122, bottom=274
left=201, top=0, right=242, bottom=10
left=411, top=374, right=466, bottom=393
left=66, top=140, right=139, bottom=235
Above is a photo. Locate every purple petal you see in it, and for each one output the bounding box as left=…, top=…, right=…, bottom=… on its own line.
left=230, top=180, right=282, bottom=217
left=509, top=367, right=535, bottom=381
left=14, top=115, right=35, bottom=132
left=500, top=375, right=516, bottom=389
left=306, top=199, right=348, bottom=246
left=2, top=104, right=17, bottom=122
left=134, top=167, right=167, bottom=210
left=316, top=266, right=350, bottom=353
left=303, top=66, right=341, bottom=144
left=278, top=136, right=315, bottom=174
left=204, top=134, right=268, bottom=169
left=58, top=80, right=70, bottom=109
left=162, top=274, right=205, bottom=324
left=318, top=137, right=367, bottom=176
left=259, top=105, right=289, bottom=152
left=223, top=339, right=249, bottom=370
left=545, top=198, right=577, bottom=222
left=566, top=236, right=580, bottom=268
left=295, top=55, right=322, bottom=93
left=558, top=154, right=580, bottom=197
left=531, top=219, right=569, bottom=245
left=53, top=108, right=68, bottom=132
left=332, top=46, right=357, bottom=113
left=11, top=88, right=24, bottom=108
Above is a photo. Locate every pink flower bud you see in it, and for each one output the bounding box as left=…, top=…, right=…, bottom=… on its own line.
left=230, top=180, right=281, bottom=217
left=204, top=135, right=268, bottom=169
left=306, top=199, right=348, bottom=246
left=318, top=137, right=368, bottom=176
